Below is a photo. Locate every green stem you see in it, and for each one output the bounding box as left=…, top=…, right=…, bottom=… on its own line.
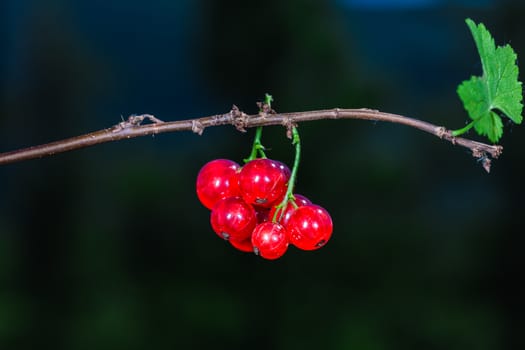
left=451, top=120, right=476, bottom=137
left=272, top=127, right=301, bottom=222
left=244, top=126, right=266, bottom=162
left=244, top=94, right=274, bottom=162
left=264, top=93, right=273, bottom=107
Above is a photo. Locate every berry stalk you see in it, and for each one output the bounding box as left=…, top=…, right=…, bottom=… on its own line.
left=244, top=94, right=274, bottom=162
left=245, top=126, right=266, bottom=162
left=272, top=126, right=301, bottom=222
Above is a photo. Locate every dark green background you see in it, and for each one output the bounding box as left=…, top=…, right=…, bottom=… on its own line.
left=1, top=0, right=524, bottom=349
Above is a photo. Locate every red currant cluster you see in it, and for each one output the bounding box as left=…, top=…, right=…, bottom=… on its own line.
left=196, top=158, right=333, bottom=260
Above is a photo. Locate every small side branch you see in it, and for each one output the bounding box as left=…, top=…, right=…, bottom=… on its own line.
left=0, top=108, right=502, bottom=171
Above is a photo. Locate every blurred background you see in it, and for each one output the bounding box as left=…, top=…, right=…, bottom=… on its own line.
left=1, top=0, right=524, bottom=349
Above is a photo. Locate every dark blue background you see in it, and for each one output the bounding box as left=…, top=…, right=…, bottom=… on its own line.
left=1, top=0, right=524, bottom=349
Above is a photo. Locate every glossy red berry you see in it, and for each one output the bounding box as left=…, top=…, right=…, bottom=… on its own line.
left=274, top=160, right=291, bottom=179
left=251, top=222, right=289, bottom=260
left=238, top=158, right=290, bottom=208
left=229, top=237, right=254, bottom=253
left=269, top=194, right=311, bottom=225
left=210, top=197, right=256, bottom=241
left=286, top=204, right=333, bottom=251
left=196, top=159, right=241, bottom=209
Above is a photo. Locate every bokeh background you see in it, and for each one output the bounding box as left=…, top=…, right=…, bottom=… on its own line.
left=1, top=0, right=524, bottom=349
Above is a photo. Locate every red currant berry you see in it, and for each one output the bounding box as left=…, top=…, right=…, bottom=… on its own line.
left=238, top=158, right=290, bottom=208
left=229, top=237, right=254, bottom=253
left=196, top=159, right=241, bottom=209
left=251, top=222, right=289, bottom=260
left=274, top=160, right=291, bottom=179
left=286, top=204, right=333, bottom=251
left=269, top=194, right=312, bottom=225
left=210, top=197, right=256, bottom=241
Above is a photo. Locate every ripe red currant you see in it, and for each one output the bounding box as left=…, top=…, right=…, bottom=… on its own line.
left=238, top=158, right=290, bottom=208
left=269, top=194, right=311, bottom=225
left=196, top=159, right=241, bottom=209
left=286, top=204, right=333, bottom=251
left=229, top=237, right=254, bottom=253
left=210, top=197, right=256, bottom=241
left=274, top=160, right=291, bottom=179
left=251, top=222, right=289, bottom=260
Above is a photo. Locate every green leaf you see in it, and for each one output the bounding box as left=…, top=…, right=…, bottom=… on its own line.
left=456, top=18, right=523, bottom=143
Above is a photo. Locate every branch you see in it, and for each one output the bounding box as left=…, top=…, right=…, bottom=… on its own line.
left=0, top=107, right=502, bottom=172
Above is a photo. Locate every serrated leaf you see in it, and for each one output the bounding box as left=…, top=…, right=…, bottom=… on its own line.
left=457, top=76, right=504, bottom=142
left=457, top=18, right=523, bottom=143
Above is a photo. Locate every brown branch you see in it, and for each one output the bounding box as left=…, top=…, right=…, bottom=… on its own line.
left=0, top=107, right=503, bottom=172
